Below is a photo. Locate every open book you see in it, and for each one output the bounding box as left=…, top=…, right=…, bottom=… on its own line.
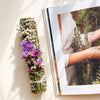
left=43, top=0, right=100, bottom=95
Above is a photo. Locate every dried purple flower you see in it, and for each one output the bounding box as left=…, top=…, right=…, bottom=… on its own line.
left=21, top=40, right=36, bottom=59
left=28, top=67, right=32, bottom=71
left=21, top=40, right=35, bottom=52
left=36, top=59, right=41, bottom=65
left=21, top=52, right=27, bottom=59
left=32, top=50, right=40, bottom=57
left=40, top=50, right=43, bottom=54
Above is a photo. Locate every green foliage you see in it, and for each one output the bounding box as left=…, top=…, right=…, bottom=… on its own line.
left=72, top=7, right=100, bottom=33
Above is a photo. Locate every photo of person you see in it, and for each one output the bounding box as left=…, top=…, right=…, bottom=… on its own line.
left=58, top=7, right=100, bottom=86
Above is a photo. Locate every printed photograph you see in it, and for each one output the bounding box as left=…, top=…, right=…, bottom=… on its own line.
left=58, top=7, right=100, bottom=86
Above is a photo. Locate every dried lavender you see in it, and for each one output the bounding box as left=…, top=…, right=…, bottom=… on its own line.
left=18, top=18, right=46, bottom=93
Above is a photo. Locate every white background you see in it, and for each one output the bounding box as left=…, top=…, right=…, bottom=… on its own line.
left=0, top=0, right=100, bottom=100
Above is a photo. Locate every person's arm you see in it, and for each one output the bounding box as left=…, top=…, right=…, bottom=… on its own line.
left=68, top=46, right=100, bottom=66
left=68, top=50, right=89, bottom=66
left=90, top=29, right=100, bottom=44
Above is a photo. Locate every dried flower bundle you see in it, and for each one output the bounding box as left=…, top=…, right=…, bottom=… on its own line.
left=18, top=18, right=46, bottom=93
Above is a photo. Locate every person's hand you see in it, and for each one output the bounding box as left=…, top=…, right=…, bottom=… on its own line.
left=87, top=46, right=100, bottom=59
left=90, top=29, right=100, bottom=43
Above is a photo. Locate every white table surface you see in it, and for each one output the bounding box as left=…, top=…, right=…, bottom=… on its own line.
left=0, top=0, right=100, bottom=100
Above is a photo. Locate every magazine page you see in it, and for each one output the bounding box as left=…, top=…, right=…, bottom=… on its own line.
left=44, top=0, right=100, bottom=95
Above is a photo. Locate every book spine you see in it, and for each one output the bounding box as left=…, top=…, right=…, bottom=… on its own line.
left=42, top=9, right=59, bottom=95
